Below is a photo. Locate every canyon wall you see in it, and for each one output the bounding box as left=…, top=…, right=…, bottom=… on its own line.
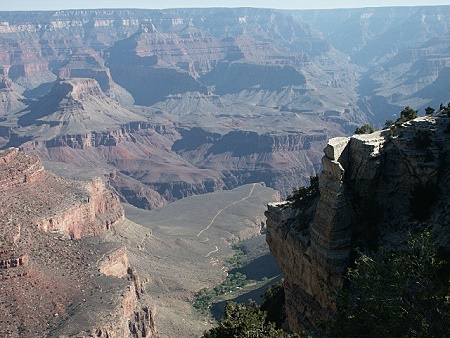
left=266, top=110, right=450, bottom=331
left=0, top=148, right=156, bottom=337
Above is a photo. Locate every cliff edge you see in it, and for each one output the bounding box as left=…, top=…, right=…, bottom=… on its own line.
left=0, top=148, right=156, bottom=337
left=266, top=109, right=450, bottom=331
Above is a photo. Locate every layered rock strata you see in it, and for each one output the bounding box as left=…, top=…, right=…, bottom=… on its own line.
left=0, top=148, right=156, bottom=337
left=266, top=111, right=450, bottom=332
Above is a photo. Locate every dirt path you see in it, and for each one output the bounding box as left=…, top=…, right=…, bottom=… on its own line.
left=205, top=246, right=219, bottom=257
left=197, top=183, right=257, bottom=238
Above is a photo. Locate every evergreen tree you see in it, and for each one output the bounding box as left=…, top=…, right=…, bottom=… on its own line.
left=325, top=230, right=450, bottom=338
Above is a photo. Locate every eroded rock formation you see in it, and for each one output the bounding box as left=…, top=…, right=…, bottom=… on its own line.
left=0, top=148, right=156, bottom=337
left=266, top=110, right=450, bottom=332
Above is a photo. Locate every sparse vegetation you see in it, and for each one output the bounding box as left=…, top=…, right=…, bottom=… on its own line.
left=385, top=119, right=394, bottom=128
left=355, top=124, right=375, bottom=134
left=323, top=230, right=450, bottom=338
left=202, top=301, right=295, bottom=338
left=286, top=175, right=320, bottom=210
left=425, top=106, right=435, bottom=115
left=194, top=272, right=252, bottom=315
left=397, top=106, right=418, bottom=123
left=225, top=244, right=245, bottom=268
left=260, top=281, right=285, bottom=328
left=202, top=282, right=299, bottom=338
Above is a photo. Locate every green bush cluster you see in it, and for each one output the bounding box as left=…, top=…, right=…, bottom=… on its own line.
left=355, top=124, right=375, bottom=134
left=425, top=106, right=435, bottom=115
left=202, top=282, right=299, bottom=338
left=194, top=272, right=251, bottom=314
left=260, top=282, right=285, bottom=328
left=286, top=175, right=320, bottom=210
left=323, top=230, right=450, bottom=337
left=202, top=301, right=297, bottom=338
left=397, top=106, right=418, bottom=122
left=225, top=244, right=245, bottom=268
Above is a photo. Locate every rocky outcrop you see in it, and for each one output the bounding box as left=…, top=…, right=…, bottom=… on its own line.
left=109, top=63, right=209, bottom=106
left=0, top=148, right=45, bottom=189
left=55, top=250, right=157, bottom=338
left=0, top=147, right=124, bottom=241
left=98, top=246, right=129, bottom=278
left=266, top=111, right=450, bottom=332
left=29, top=121, right=168, bottom=149
left=0, top=249, right=29, bottom=280
left=0, top=148, right=156, bottom=337
left=35, top=176, right=124, bottom=239
left=172, top=128, right=327, bottom=198
left=59, top=49, right=135, bottom=106
left=0, top=67, right=26, bottom=115
left=0, top=149, right=124, bottom=239
left=12, top=78, right=143, bottom=135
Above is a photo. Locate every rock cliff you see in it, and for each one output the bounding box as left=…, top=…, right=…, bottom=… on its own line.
left=0, top=148, right=156, bottom=337
left=0, top=6, right=448, bottom=212
left=266, top=110, right=450, bottom=332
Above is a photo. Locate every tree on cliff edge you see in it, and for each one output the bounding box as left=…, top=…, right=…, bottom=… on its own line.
left=202, top=301, right=294, bottom=338
left=397, top=106, right=418, bottom=123
left=325, top=230, right=450, bottom=337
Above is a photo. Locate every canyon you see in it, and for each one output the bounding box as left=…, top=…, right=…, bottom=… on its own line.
left=0, top=6, right=448, bottom=207
left=0, top=147, right=279, bottom=337
left=0, top=5, right=449, bottom=337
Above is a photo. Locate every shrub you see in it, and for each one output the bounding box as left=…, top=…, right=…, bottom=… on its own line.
left=384, top=119, right=394, bottom=128
left=287, top=175, right=319, bottom=210
left=425, top=106, right=435, bottom=115
left=397, top=106, right=418, bottom=123
left=261, top=282, right=285, bottom=328
left=355, top=124, right=375, bottom=134
left=324, top=230, right=450, bottom=338
left=194, top=272, right=252, bottom=314
left=202, top=301, right=294, bottom=338
left=226, top=245, right=245, bottom=268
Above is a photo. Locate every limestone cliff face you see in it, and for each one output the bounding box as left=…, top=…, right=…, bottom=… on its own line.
left=266, top=111, right=450, bottom=332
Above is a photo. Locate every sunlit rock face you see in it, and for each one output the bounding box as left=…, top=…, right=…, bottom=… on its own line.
left=0, top=148, right=157, bottom=337
left=266, top=111, right=450, bottom=332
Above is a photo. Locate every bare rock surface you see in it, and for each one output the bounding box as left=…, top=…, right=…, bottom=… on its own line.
left=0, top=7, right=371, bottom=205
left=266, top=111, right=450, bottom=332
left=0, top=148, right=155, bottom=337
